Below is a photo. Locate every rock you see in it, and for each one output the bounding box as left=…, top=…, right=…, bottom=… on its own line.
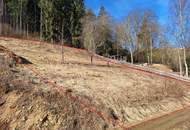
left=4, top=84, right=14, bottom=94
left=0, top=98, right=6, bottom=106
left=21, top=116, right=27, bottom=121
left=28, top=106, right=32, bottom=111
left=10, top=103, right=17, bottom=109
left=15, top=74, right=20, bottom=78
left=103, top=123, right=109, bottom=130
left=40, top=114, right=48, bottom=125
left=9, top=84, right=14, bottom=88
left=32, top=78, right=40, bottom=84
left=10, top=68, right=19, bottom=73
left=109, top=109, right=119, bottom=120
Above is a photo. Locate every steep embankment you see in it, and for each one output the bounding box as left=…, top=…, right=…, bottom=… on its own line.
left=0, top=38, right=190, bottom=130
left=0, top=44, right=117, bottom=130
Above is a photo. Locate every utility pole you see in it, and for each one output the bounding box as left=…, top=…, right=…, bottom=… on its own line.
left=0, top=0, right=3, bottom=35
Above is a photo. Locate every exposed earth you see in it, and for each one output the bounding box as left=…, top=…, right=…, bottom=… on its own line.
left=0, top=38, right=190, bottom=130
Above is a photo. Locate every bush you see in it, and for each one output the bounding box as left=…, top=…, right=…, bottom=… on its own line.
left=0, top=55, right=14, bottom=95
left=187, top=56, right=190, bottom=75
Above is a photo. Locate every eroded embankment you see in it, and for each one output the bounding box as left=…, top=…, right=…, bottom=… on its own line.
left=0, top=47, right=119, bottom=130
left=1, top=39, right=190, bottom=130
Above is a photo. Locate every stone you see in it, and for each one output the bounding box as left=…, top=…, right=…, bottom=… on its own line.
left=21, top=116, right=27, bottom=121
left=0, top=98, right=6, bottom=106
left=32, top=78, right=40, bottom=84
left=10, top=68, right=19, bottom=73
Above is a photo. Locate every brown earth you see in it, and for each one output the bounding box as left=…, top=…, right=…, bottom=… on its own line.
left=0, top=38, right=190, bottom=130
left=0, top=53, right=117, bottom=130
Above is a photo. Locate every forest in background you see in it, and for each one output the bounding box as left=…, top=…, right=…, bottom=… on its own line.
left=0, top=0, right=190, bottom=76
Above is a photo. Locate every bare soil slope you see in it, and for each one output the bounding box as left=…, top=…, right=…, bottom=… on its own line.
left=1, top=38, right=190, bottom=130
left=0, top=49, right=116, bottom=130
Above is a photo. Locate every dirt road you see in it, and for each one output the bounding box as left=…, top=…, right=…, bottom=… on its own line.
left=128, top=106, right=190, bottom=130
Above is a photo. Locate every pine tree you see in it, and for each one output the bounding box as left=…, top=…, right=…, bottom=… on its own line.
left=38, top=0, right=53, bottom=41
left=26, top=0, right=40, bottom=34
left=3, top=0, right=85, bottom=47
left=70, top=0, right=85, bottom=48
left=96, top=6, right=113, bottom=56
left=6, top=0, right=20, bottom=34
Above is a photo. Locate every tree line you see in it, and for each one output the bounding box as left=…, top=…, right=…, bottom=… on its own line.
left=82, top=0, right=190, bottom=76
left=0, top=0, right=190, bottom=76
left=0, top=0, right=85, bottom=47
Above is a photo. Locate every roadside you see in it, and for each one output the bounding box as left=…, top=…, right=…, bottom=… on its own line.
left=128, top=105, right=190, bottom=130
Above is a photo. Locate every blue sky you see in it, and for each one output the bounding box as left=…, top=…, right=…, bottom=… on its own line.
left=84, top=0, right=170, bottom=24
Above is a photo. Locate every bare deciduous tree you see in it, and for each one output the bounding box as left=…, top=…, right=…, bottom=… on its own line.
left=140, top=10, right=158, bottom=65
left=115, top=24, right=124, bottom=58
left=170, top=0, right=190, bottom=77
left=116, top=10, right=142, bottom=64
left=126, top=11, right=142, bottom=64
left=82, top=10, right=100, bottom=64
left=123, top=17, right=135, bottom=64
left=97, top=6, right=111, bottom=56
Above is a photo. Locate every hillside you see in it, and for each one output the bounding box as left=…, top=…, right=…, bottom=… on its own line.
left=1, top=38, right=190, bottom=130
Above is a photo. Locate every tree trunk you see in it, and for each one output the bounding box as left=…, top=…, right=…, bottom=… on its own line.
left=16, top=15, right=19, bottom=34
left=0, top=0, right=3, bottom=35
left=178, top=49, right=183, bottom=76
left=147, top=55, right=150, bottom=65
left=146, top=38, right=149, bottom=64
left=183, top=47, right=188, bottom=77
left=61, top=24, right=64, bottom=64
left=147, top=44, right=150, bottom=65
left=61, top=41, right=64, bottom=64
left=130, top=47, right=133, bottom=64
left=117, top=42, right=119, bottom=58
left=91, top=54, right=93, bottom=64
left=150, top=39, right=153, bottom=65
left=20, top=0, right=22, bottom=36
left=23, top=23, right=26, bottom=36
left=26, top=23, right=29, bottom=38
left=40, top=8, right=43, bottom=40
left=0, top=14, right=2, bottom=35
left=34, top=3, right=37, bottom=32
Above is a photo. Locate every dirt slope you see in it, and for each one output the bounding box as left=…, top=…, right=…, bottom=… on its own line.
left=1, top=38, right=190, bottom=130
left=0, top=50, right=117, bottom=130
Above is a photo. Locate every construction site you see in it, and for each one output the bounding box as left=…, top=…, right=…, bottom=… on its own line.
left=1, top=0, right=190, bottom=129
left=0, top=37, right=190, bottom=130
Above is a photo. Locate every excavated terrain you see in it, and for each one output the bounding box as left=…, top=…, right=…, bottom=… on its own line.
left=0, top=38, right=190, bottom=130
left=0, top=48, right=117, bottom=130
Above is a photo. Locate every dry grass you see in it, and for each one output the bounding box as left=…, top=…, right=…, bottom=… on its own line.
left=172, top=120, right=190, bottom=130
left=0, top=39, right=190, bottom=126
left=0, top=51, right=118, bottom=130
left=150, top=64, right=173, bottom=72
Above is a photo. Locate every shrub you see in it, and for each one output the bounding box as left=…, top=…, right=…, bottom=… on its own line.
left=187, top=56, right=190, bottom=75
left=0, top=56, right=12, bottom=95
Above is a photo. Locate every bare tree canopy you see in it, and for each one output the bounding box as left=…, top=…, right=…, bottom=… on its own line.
left=169, top=0, right=190, bottom=76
